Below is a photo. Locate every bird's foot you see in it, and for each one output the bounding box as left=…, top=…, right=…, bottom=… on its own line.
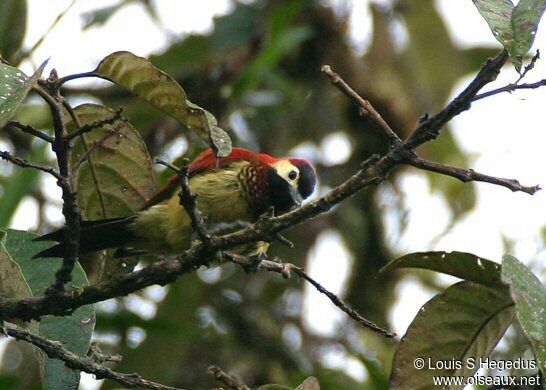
left=242, top=254, right=266, bottom=274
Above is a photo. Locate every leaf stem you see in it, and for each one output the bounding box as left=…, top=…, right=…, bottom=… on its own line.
left=57, top=71, right=99, bottom=87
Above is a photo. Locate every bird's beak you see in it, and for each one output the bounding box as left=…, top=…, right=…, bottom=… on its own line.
left=290, top=187, right=303, bottom=208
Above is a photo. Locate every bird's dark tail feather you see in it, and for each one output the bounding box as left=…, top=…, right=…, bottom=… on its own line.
left=34, top=216, right=138, bottom=258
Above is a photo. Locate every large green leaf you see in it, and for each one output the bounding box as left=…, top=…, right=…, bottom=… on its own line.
left=68, top=104, right=155, bottom=220
left=68, top=103, right=155, bottom=279
left=389, top=281, right=514, bottom=389
left=473, top=0, right=546, bottom=70
left=1, top=229, right=95, bottom=389
left=512, top=0, right=546, bottom=58
left=472, top=1, right=515, bottom=52
left=0, top=62, right=45, bottom=128
left=380, top=251, right=502, bottom=287
left=501, top=255, right=546, bottom=376
left=95, top=51, right=232, bottom=156
left=0, top=0, right=27, bottom=62
left=0, top=231, right=33, bottom=312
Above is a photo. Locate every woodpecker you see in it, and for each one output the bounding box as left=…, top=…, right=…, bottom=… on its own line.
left=37, top=148, right=317, bottom=258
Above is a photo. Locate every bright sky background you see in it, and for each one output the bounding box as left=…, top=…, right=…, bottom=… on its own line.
left=2, top=0, right=545, bottom=388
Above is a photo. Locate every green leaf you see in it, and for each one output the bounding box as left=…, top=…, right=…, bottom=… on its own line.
left=501, top=255, right=546, bottom=376
left=389, top=281, right=514, bottom=389
left=473, top=0, right=515, bottom=52
left=68, top=104, right=155, bottom=220
left=1, top=229, right=95, bottom=389
left=95, top=51, right=232, bottom=156
left=68, top=103, right=155, bottom=279
left=380, top=251, right=502, bottom=287
left=512, top=0, right=546, bottom=58
left=0, top=61, right=46, bottom=128
left=0, top=0, right=27, bottom=62
left=360, top=357, right=389, bottom=390
left=0, top=230, right=34, bottom=319
left=473, top=0, right=546, bottom=71
left=81, top=2, right=125, bottom=30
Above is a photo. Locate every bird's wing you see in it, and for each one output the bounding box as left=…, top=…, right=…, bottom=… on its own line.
left=141, top=148, right=262, bottom=210
left=140, top=175, right=180, bottom=209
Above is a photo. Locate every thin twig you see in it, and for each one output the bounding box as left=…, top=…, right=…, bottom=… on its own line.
left=225, top=252, right=291, bottom=277
left=321, top=65, right=402, bottom=146
left=72, top=130, right=118, bottom=171
left=5, top=121, right=54, bottom=143
left=516, top=49, right=540, bottom=83
left=58, top=71, right=99, bottom=87
left=274, top=233, right=294, bottom=248
left=0, top=150, right=62, bottom=179
left=294, top=267, right=396, bottom=337
left=87, top=342, right=123, bottom=364
left=66, top=107, right=123, bottom=140
left=208, top=366, right=250, bottom=390
left=474, top=79, right=546, bottom=101
left=225, top=253, right=396, bottom=338
left=156, top=158, right=211, bottom=244
left=155, top=159, right=181, bottom=173
left=408, top=156, right=540, bottom=195
left=4, top=322, right=183, bottom=390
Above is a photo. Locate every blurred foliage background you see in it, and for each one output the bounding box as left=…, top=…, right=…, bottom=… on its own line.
left=0, top=0, right=541, bottom=388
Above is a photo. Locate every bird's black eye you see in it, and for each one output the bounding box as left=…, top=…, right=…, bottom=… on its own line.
left=288, top=170, right=297, bottom=180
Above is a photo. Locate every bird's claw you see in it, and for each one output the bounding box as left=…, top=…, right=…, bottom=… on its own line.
left=242, top=255, right=265, bottom=274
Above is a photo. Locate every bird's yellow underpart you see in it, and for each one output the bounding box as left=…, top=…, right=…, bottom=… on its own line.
left=128, top=161, right=268, bottom=257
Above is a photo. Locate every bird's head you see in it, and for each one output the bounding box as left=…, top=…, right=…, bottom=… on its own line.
left=266, top=158, right=317, bottom=214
